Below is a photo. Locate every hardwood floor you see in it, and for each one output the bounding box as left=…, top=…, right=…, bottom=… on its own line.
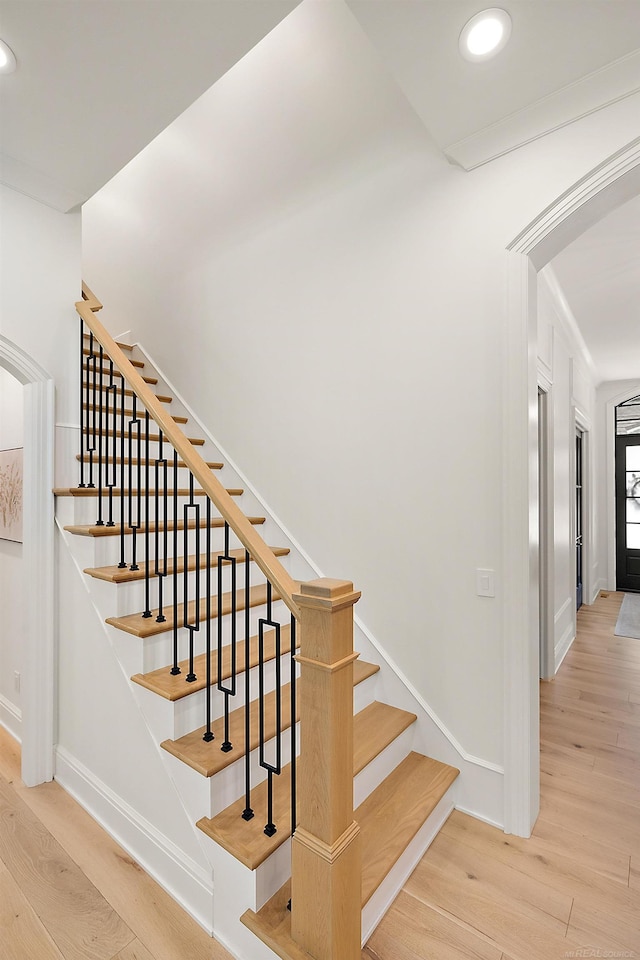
left=2, top=591, right=639, bottom=960
left=364, top=591, right=640, bottom=960
left=0, top=729, right=233, bottom=960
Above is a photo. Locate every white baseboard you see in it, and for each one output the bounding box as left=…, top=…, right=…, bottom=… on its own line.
left=0, top=694, right=21, bottom=742
left=555, top=623, right=575, bottom=672
left=54, top=746, right=215, bottom=935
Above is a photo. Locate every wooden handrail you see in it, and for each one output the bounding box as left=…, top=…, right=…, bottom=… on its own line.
left=75, top=297, right=300, bottom=619
left=81, top=282, right=103, bottom=312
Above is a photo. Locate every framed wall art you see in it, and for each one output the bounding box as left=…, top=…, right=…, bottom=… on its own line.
left=0, top=447, right=23, bottom=543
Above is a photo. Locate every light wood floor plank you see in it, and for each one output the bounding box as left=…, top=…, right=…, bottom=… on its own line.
left=363, top=889, right=502, bottom=960
left=403, top=861, right=583, bottom=960
left=413, top=831, right=572, bottom=931
left=368, top=592, right=640, bottom=958
left=568, top=895, right=640, bottom=953
left=112, top=939, right=157, bottom=960
left=441, top=809, right=635, bottom=901
left=0, top=774, right=134, bottom=960
left=0, top=730, right=21, bottom=782
left=0, top=866, right=66, bottom=960
left=2, top=776, right=234, bottom=960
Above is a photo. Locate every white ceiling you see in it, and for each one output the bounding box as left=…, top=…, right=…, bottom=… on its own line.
left=0, top=0, right=299, bottom=209
left=552, top=194, right=640, bottom=383
left=2, top=0, right=640, bottom=383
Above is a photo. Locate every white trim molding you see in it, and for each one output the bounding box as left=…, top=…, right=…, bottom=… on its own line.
left=0, top=336, right=55, bottom=787
left=504, top=138, right=640, bottom=836
left=0, top=693, right=22, bottom=742
left=446, top=57, right=640, bottom=171
left=55, top=746, right=215, bottom=934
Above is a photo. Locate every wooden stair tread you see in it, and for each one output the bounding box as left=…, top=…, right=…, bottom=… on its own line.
left=162, top=683, right=298, bottom=778
left=76, top=455, right=222, bottom=468
left=106, top=582, right=285, bottom=639
left=86, top=546, right=288, bottom=585
left=240, top=754, right=459, bottom=954
left=133, top=621, right=295, bottom=700
left=83, top=334, right=133, bottom=352
left=82, top=386, right=172, bottom=403
left=63, top=515, right=264, bottom=538
left=353, top=659, right=379, bottom=686
left=240, top=882, right=304, bottom=960
left=54, top=486, right=242, bottom=498
left=83, top=369, right=158, bottom=385
left=82, top=427, right=204, bottom=445
left=196, top=671, right=400, bottom=869
left=198, top=765, right=295, bottom=869
left=353, top=701, right=416, bottom=775
left=358, top=751, right=459, bottom=905
left=83, top=405, right=188, bottom=424
left=84, top=349, right=144, bottom=368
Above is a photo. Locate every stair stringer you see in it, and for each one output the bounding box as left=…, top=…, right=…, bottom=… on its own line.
left=132, top=340, right=505, bottom=829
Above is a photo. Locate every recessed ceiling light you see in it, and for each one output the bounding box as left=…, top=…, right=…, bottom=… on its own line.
left=0, top=38, right=17, bottom=74
left=459, top=8, right=512, bottom=62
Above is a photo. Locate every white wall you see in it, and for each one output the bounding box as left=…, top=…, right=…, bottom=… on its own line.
left=0, top=369, right=24, bottom=736
left=0, top=185, right=209, bottom=886
left=537, top=270, right=597, bottom=674
left=82, top=0, right=640, bottom=777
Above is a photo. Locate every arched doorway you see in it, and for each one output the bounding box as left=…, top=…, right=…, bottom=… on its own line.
left=0, top=335, right=55, bottom=786
left=503, top=138, right=640, bottom=836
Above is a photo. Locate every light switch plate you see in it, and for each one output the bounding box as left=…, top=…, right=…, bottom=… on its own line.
left=476, top=568, right=495, bottom=598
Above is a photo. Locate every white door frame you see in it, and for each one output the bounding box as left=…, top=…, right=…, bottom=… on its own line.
left=503, top=137, right=640, bottom=836
left=0, top=335, right=55, bottom=786
left=537, top=382, right=554, bottom=681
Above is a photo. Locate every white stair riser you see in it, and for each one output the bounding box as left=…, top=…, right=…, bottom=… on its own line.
left=65, top=523, right=272, bottom=569
left=353, top=723, right=416, bottom=809
left=208, top=724, right=299, bottom=820
left=139, top=601, right=292, bottom=673
left=67, top=492, right=245, bottom=528
left=156, top=722, right=298, bottom=824
left=134, top=653, right=299, bottom=742
left=353, top=671, right=378, bottom=715
left=102, top=559, right=278, bottom=617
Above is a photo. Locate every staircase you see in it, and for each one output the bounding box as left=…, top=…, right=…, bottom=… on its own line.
left=54, top=288, right=459, bottom=960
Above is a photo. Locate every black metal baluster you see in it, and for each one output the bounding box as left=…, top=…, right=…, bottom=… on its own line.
left=86, top=344, right=96, bottom=488
left=183, top=471, right=199, bottom=683
left=129, top=395, right=140, bottom=572
left=105, top=358, right=116, bottom=527
left=242, top=549, right=254, bottom=821
left=155, top=431, right=167, bottom=623
left=96, top=345, right=105, bottom=526
left=203, top=497, right=214, bottom=742
left=171, top=450, right=180, bottom=675
left=142, top=410, right=151, bottom=617
left=117, top=378, right=127, bottom=568
left=259, top=582, right=281, bottom=837
left=79, top=322, right=86, bottom=488
left=218, top=522, right=236, bottom=753
left=290, top=614, right=297, bottom=835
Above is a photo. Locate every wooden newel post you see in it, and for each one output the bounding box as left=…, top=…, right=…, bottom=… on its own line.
left=291, top=578, right=362, bottom=960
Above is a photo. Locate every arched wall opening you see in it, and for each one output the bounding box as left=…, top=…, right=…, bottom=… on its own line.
left=0, top=334, right=55, bottom=786
left=503, top=136, right=640, bottom=835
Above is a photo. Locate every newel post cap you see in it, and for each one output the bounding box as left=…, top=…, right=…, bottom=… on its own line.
left=293, top=578, right=361, bottom=612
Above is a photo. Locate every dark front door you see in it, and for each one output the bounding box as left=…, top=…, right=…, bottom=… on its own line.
left=576, top=431, right=583, bottom=610
left=615, top=433, right=640, bottom=592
